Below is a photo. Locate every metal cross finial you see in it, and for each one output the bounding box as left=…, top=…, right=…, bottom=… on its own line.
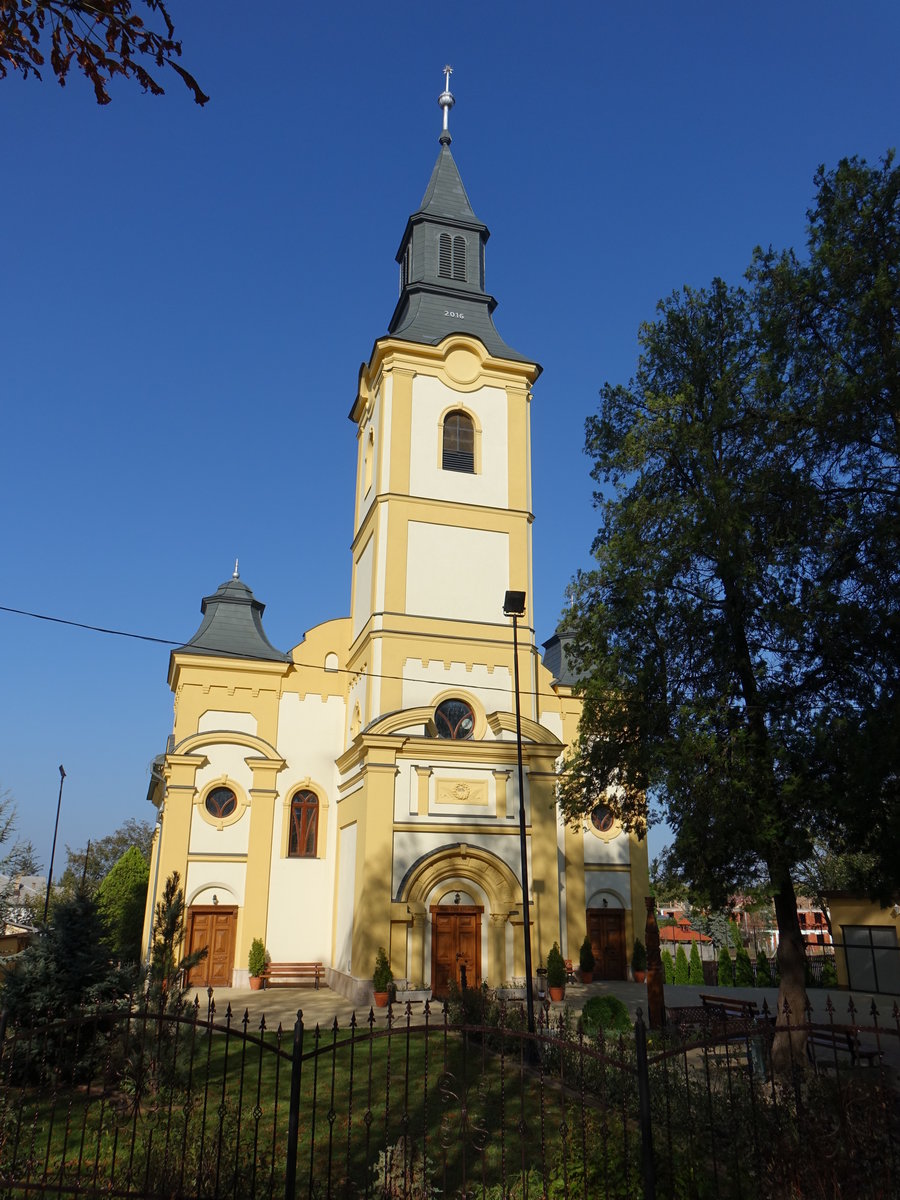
left=233, top=558, right=240, bottom=580
left=438, top=65, right=455, bottom=142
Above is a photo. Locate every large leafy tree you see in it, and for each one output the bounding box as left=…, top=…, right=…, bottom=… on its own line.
left=561, top=153, right=899, bottom=1055
left=0, top=0, right=206, bottom=104
left=57, top=816, right=154, bottom=899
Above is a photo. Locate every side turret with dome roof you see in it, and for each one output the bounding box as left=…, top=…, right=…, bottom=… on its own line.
left=387, top=67, right=531, bottom=365
left=174, top=561, right=290, bottom=663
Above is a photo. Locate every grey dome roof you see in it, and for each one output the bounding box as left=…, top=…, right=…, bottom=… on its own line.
left=176, top=576, right=290, bottom=663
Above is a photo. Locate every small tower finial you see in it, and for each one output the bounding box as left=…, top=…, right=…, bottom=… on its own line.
left=233, top=558, right=240, bottom=580
left=438, top=65, right=454, bottom=144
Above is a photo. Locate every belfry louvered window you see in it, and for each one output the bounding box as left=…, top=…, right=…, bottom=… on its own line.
left=442, top=410, right=475, bottom=473
left=439, top=233, right=452, bottom=278
left=452, top=235, right=466, bottom=281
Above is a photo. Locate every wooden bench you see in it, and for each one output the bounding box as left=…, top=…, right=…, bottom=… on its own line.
left=699, top=993, right=760, bottom=1022
left=262, top=962, right=324, bottom=989
left=806, top=1027, right=882, bottom=1071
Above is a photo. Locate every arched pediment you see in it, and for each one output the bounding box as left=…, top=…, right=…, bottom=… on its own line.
left=397, top=842, right=521, bottom=913
left=485, top=711, right=563, bottom=746
left=172, top=730, right=284, bottom=766
left=364, top=707, right=438, bottom=738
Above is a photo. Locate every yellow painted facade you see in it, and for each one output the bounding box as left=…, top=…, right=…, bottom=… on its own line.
left=141, top=111, right=650, bottom=1002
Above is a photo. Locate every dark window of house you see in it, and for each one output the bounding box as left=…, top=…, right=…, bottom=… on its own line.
left=442, top=410, right=475, bottom=473
left=435, top=699, right=475, bottom=740
left=206, top=787, right=237, bottom=819
left=289, top=789, right=319, bottom=857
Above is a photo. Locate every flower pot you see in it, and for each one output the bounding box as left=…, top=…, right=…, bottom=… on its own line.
left=373, top=990, right=390, bottom=1008
left=548, top=985, right=565, bottom=1002
left=633, top=970, right=646, bottom=984
left=580, top=970, right=593, bottom=985
left=249, top=976, right=263, bottom=991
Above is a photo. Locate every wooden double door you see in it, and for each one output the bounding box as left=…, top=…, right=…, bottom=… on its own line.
left=186, top=906, right=237, bottom=988
left=431, top=906, right=482, bottom=996
left=586, top=908, right=626, bottom=980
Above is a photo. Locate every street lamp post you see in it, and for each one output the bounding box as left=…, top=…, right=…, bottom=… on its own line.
left=503, top=590, right=535, bottom=1035
left=43, top=764, right=66, bottom=924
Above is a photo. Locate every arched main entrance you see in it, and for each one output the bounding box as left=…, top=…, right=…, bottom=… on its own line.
left=431, top=904, right=482, bottom=995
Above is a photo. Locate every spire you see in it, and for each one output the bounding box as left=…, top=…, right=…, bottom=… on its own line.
left=386, top=68, right=532, bottom=364
left=233, top=557, right=240, bottom=580
left=438, top=65, right=454, bottom=145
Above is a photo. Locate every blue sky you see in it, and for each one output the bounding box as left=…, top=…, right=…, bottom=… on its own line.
left=2, top=1, right=897, bottom=869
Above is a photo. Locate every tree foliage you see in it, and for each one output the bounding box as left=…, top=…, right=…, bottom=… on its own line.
left=58, top=816, right=153, bottom=900
left=674, top=945, right=689, bottom=986
left=561, top=152, right=899, bottom=1039
left=0, top=0, right=207, bottom=105
left=689, top=942, right=704, bottom=986
left=97, top=845, right=149, bottom=962
left=147, top=870, right=204, bottom=1013
left=0, top=889, right=132, bottom=1022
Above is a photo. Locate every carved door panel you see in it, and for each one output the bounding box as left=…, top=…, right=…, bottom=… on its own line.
left=430, top=907, right=482, bottom=996
left=586, top=909, right=627, bottom=980
left=186, top=907, right=237, bottom=988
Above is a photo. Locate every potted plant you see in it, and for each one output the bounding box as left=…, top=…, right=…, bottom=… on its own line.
left=373, top=946, right=393, bottom=1007
left=632, top=938, right=647, bottom=984
left=546, top=942, right=566, bottom=1001
left=579, top=935, right=595, bottom=984
left=248, top=938, right=267, bottom=990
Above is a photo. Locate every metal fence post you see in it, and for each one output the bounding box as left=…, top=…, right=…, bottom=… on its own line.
left=285, top=1010, right=304, bottom=1200
left=634, top=1009, right=656, bottom=1200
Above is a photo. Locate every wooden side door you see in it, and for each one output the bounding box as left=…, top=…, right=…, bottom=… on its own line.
left=586, top=908, right=627, bottom=980
left=430, top=907, right=482, bottom=996
left=186, top=906, right=237, bottom=988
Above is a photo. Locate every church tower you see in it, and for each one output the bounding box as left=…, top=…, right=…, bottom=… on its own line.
left=143, top=72, right=649, bottom=1000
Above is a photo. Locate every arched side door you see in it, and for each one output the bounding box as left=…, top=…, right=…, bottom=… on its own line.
left=586, top=907, right=626, bottom=980
left=186, top=905, right=237, bottom=988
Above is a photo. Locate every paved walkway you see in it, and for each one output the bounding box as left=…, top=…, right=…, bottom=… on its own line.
left=190, top=979, right=897, bottom=1033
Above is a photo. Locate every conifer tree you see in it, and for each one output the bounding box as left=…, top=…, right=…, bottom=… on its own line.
left=718, top=945, right=733, bottom=987
left=689, top=942, right=704, bottom=985
left=674, top=945, right=689, bottom=985
left=661, top=949, right=675, bottom=985
left=147, top=871, right=205, bottom=1013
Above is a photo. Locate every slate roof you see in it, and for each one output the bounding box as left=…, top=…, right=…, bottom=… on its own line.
left=387, top=138, right=534, bottom=367
left=541, top=624, right=584, bottom=689
left=175, top=577, right=290, bottom=663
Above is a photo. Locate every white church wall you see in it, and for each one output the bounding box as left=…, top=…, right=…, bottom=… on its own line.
left=405, top=523, right=509, bottom=624
left=401, top=660, right=512, bottom=715
left=391, top=830, right=531, bottom=898
left=408, top=377, right=508, bottom=509
left=352, top=534, right=375, bottom=640
left=583, top=828, right=631, bottom=866
left=585, top=871, right=632, bottom=910
left=197, top=710, right=258, bottom=735
left=185, top=861, right=246, bottom=908
left=189, top=745, right=254, bottom=854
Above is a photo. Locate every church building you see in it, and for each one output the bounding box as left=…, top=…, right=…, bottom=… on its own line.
left=142, top=74, right=649, bottom=1001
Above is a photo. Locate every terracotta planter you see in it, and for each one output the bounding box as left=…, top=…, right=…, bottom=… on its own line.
left=548, top=985, right=565, bottom=1002
left=373, top=990, right=390, bottom=1008
left=580, top=970, right=593, bottom=985
left=633, top=970, right=646, bottom=984
left=249, top=976, right=263, bottom=991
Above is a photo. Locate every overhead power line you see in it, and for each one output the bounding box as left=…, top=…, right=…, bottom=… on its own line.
left=0, top=603, right=576, bottom=704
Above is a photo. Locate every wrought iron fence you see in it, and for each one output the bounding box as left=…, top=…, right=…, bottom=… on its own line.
left=0, top=989, right=897, bottom=1199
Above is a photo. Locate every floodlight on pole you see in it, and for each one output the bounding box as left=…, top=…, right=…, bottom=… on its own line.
left=503, top=590, right=535, bottom=1035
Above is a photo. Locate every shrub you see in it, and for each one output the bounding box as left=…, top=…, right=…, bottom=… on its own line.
left=689, top=942, right=704, bottom=985
left=718, top=944, right=733, bottom=986
left=546, top=942, right=566, bottom=988
left=661, top=948, right=675, bottom=984
left=674, top=945, right=689, bottom=984
left=631, top=939, right=647, bottom=972
left=579, top=935, right=595, bottom=974
left=755, top=952, right=773, bottom=986
left=248, top=937, right=267, bottom=978
left=373, top=946, right=393, bottom=992
left=580, top=994, right=632, bottom=1037
left=821, top=957, right=838, bottom=988
left=734, top=944, right=754, bottom=987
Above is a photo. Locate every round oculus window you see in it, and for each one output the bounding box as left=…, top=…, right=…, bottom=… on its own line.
left=205, top=786, right=237, bottom=819
left=591, top=804, right=615, bottom=834
left=434, top=699, right=475, bottom=740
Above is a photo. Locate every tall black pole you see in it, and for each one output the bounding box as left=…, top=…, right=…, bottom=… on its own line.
left=43, top=764, right=66, bottom=924
left=506, top=600, right=535, bottom=1035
